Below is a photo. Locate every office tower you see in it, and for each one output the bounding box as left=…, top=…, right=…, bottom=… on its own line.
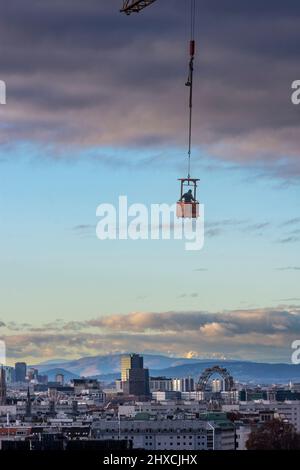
left=0, top=367, right=6, bottom=405
left=121, top=354, right=144, bottom=381
left=15, top=362, right=27, bottom=382
left=121, top=354, right=150, bottom=397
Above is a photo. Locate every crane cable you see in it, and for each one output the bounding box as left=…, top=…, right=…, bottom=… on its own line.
left=186, top=0, right=196, bottom=179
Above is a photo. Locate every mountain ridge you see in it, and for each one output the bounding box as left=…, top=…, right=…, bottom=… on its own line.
left=32, top=354, right=300, bottom=384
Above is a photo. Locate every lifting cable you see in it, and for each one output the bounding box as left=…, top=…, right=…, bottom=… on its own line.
left=186, top=0, right=196, bottom=179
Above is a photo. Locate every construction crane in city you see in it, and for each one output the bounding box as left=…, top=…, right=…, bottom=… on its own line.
left=120, top=0, right=157, bottom=15
left=120, top=0, right=199, bottom=218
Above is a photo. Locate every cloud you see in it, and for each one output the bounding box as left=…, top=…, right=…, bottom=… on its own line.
left=178, top=293, right=199, bottom=299
left=73, top=224, right=95, bottom=231
left=276, top=236, right=300, bottom=244
left=204, top=218, right=271, bottom=239
left=243, top=222, right=270, bottom=233
left=281, top=218, right=300, bottom=227
left=278, top=298, right=300, bottom=302
left=276, top=266, right=300, bottom=271
left=86, top=309, right=300, bottom=336
left=3, top=307, right=300, bottom=363
left=0, top=1, right=300, bottom=180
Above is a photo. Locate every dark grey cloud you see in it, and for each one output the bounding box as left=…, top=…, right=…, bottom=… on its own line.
left=0, top=0, right=299, bottom=180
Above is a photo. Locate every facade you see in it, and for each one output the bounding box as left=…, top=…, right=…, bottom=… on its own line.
left=150, top=377, right=173, bottom=392
left=172, top=377, right=195, bottom=393
left=235, top=424, right=252, bottom=451
left=121, top=354, right=150, bottom=397
left=212, top=379, right=224, bottom=393
left=72, top=379, right=101, bottom=394
left=121, top=354, right=143, bottom=381
left=122, top=369, right=150, bottom=397
left=92, top=416, right=235, bottom=450
left=15, top=363, right=27, bottom=383
left=152, top=391, right=181, bottom=401
left=3, top=366, right=15, bottom=384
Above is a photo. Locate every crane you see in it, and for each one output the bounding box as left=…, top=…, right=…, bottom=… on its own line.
left=120, top=0, right=157, bottom=15
left=120, top=0, right=199, bottom=218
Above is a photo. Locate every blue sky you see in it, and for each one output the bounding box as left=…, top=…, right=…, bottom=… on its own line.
left=0, top=144, right=299, bottom=323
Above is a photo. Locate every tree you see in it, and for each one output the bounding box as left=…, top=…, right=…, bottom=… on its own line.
left=246, top=419, right=300, bottom=450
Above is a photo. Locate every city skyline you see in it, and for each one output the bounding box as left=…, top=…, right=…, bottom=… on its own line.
left=1, top=351, right=300, bottom=452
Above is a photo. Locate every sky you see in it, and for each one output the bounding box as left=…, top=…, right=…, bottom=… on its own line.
left=0, top=0, right=300, bottom=364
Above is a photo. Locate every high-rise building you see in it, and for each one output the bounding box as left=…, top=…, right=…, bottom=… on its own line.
left=172, top=377, right=195, bottom=393
left=3, top=366, right=15, bottom=384
left=0, top=367, right=6, bottom=405
left=121, top=354, right=144, bottom=381
left=15, top=362, right=27, bottom=382
left=121, top=354, right=150, bottom=397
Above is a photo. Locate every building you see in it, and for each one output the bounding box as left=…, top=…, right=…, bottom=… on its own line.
left=152, top=391, right=181, bottom=402
left=72, top=378, right=101, bottom=394
left=91, top=414, right=235, bottom=450
left=172, top=377, right=195, bottom=393
left=0, top=368, right=6, bottom=405
left=27, top=368, right=38, bottom=382
left=15, top=362, right=27, bottom=383
left=212, top=378, right=224, bottom=393
left=37, top=374, right=48, bottom=384
left=150, top=377, right=173, bottom=392
left=235, top=423, right=252, bottom=450
left=240, top=401, right=300, bottom=433
left=121, top=354, right=144, bottom=381
left=121, top=354, right=150, bottom=397
left=55, top=374, right=64, bottom=385
left=3, top=366, right=15, bottom=384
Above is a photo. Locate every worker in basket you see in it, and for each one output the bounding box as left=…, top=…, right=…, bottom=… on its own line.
left=180, top=189, right=196, bottom=203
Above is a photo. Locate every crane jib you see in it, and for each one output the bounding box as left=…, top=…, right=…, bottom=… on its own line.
left=120, top=0, right=157, bottom=15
